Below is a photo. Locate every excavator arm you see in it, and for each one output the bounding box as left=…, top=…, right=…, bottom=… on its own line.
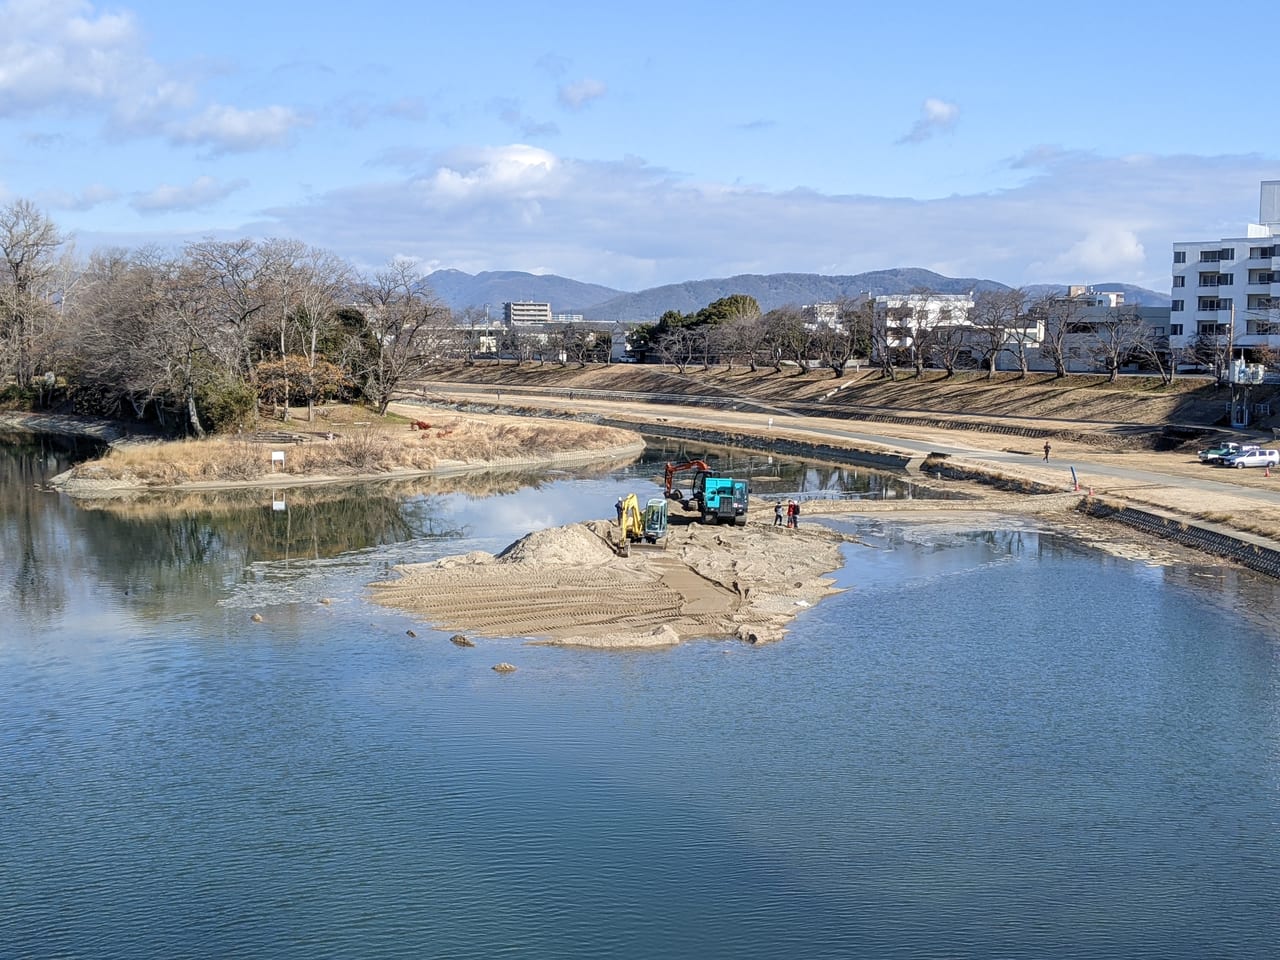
left=663, top=459, right=711, bottom=499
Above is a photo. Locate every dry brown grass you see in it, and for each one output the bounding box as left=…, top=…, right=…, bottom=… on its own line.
left=74, top=413, right=637, bottom=486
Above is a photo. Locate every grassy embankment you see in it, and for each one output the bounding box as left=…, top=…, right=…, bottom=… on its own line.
left=423, top=362, right=1251, bottom=430
left=69, top=406, right=637, bottom=486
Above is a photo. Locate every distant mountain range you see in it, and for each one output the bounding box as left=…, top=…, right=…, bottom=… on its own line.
left=424, top=268, right=1171, bottom=320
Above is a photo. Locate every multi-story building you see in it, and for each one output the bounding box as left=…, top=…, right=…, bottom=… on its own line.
left=503, top=301, right=552, bottom=324
left=871, top=293, right=976, bottom=364
left=1171, top=180, right=1280, bottom=358
left=801, top=302, right=842, bottom=327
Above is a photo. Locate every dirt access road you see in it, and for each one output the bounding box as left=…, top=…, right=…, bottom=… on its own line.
left=409, top=380, right=1280, bottom=548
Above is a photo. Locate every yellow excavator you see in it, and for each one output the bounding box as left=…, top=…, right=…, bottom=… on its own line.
left=613, top=494, right=645, bottom=555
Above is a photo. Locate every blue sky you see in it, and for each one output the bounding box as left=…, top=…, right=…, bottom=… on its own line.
left=1, top=0, right=1275, bottom=294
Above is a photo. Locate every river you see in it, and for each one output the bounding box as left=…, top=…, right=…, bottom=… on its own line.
left=2, top=433, right=1278, bottom=959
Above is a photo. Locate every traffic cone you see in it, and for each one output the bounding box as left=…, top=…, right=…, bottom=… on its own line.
left=1266, top=464, right=1271, bottom=478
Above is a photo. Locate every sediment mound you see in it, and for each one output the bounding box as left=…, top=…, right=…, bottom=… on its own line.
left=371, top=518, right=852, bottom=649
left=495, top=521, right=617, bottom=565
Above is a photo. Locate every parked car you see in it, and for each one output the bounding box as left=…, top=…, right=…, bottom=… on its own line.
left=1221, top=448, right=1280, bottom=469
left=1199, top=442, right=1246, bottom=464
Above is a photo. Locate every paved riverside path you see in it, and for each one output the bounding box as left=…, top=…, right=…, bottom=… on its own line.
left=411, top=381, right=1280, bottom=521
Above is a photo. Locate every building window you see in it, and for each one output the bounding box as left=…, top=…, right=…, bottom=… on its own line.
left=1199, top=272, right=1220, bottom=287
left=1198, top=297, right=1232, bottom=311
left=1200, top=251, right=1220, bottom=262
left=1218, top=273, right=1234, bottom=286
left=1173, top=275, right=1185, bottom=287
left=1174, top=251, right=1187, bottom=263
left=1171, top=324, right=1183, bottom=335
left=1171, top=300, right=1184, bottom=311
left=1221, top=248, right=1236, bottom=261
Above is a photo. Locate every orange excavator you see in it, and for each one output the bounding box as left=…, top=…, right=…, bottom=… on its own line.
left=663, top=460, right=711, bottom=505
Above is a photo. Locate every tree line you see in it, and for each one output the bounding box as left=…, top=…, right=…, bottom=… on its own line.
left=633, top=288, right=1239, bottom=385
left=0, top=201, right=614, bottom=434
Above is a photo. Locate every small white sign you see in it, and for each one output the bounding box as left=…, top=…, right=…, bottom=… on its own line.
left=271, top=450, right=285, bottom=469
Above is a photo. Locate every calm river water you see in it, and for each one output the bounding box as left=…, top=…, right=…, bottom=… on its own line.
left=2, top=434, right=1278, bottom=959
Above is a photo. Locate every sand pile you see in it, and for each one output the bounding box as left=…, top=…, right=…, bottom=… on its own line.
left=369, top=517, right=853, bottom=649
left=495, top=521, right=618, bottom=565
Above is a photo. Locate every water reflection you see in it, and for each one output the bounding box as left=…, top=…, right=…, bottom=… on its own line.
left=0, top=432, right=105, bottom=624
left=632, top=436, right=951, bottom=502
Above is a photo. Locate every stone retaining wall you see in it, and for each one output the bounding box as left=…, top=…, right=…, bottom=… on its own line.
left=1079, top=500, right=1280, bottom=579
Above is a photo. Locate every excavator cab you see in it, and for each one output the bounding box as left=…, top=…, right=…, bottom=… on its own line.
left=642, top=498, right=668, bottom=543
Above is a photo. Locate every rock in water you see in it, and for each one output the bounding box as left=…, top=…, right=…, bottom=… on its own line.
left=450, top=634, right=475, bottom=647
left=250, top=613, right=264, bottom=623
left=406, top=629, right=417, bottom=638
left=492, top=662, right=517, bottom=673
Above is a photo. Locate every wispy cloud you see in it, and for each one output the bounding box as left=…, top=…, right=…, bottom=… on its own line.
left=167, top=104, right=309, bottom=153
left=897, top=97, right=960, bottom=145
left=131, top=175, right=246, bottom=213
left=490, top=97, right=559, bottom=138
left=535, top=53, right=570, bottom=79
left=40, top=183, right=117, bottom=211
left=558, top=79, right=607, bottom=110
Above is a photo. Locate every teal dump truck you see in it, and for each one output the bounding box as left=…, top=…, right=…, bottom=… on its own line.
left=696, top=476, right=750, bottom=525
left=664, top=460, right=750, bottom=526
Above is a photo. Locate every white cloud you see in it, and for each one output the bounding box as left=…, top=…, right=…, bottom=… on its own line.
left=131, top=175, right=246, bottom=214
left=1046, top=225, right=1146, bottom=277
left=558, top=78, right=607, bottom=110
left=167, top=104, right=309, bottom=153
left=423, top=144, right=559, bottom=203
left=40, top=183, right=117, bottom=211
left=897, top=97, right=960, bottom=145
left=0, top=0, right=190, bottom=119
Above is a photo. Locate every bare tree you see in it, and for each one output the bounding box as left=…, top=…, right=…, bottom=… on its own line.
left=805, top=298, right=869, bottom=378
left=905, top=305, right=939, bottom=378
left=351, top=258, right=452, bottom=414
left=869, top=306, right=897, bottom=380
left=762, top=306, right=809, bottom=371
left=658, top=326, right=699, bottom=374
left=968, top=288, right=1024, bottom=379
left=0, top=200, right=65, bottom=391
left=1088, top=307, right=1149, bottom=382
left=927, top=317, right=967, bottom=377
left=1033, top=292, right=1089, bottom=378
left=1004, top=296, right=1044, bottom=378
left=183, top=238, right=277, bottom=379
left=258, top=239, right=353, bottom=420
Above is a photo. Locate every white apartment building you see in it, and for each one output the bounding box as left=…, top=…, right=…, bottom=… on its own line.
left=503, top=301, right=553, bottom=324
left=871, top=293, right=976, bottom=362
left=1171, top=181, right=1280, bottom=356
